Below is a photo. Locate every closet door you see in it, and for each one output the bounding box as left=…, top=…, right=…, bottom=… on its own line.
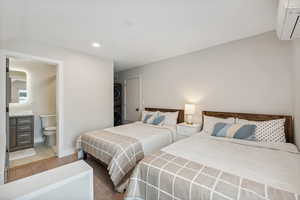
left=124, top=77, right=140, bottom=122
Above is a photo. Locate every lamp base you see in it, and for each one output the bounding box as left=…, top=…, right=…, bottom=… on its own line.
left=186, top=115, right=193, bottom=125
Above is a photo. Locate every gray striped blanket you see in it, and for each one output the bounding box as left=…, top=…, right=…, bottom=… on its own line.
left=125, top=151, right=300, bottom=200
left=77, top=130, right=144, bottom=191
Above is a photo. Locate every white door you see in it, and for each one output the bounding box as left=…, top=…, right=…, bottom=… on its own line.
left=125, top=78, right=140, bottom=122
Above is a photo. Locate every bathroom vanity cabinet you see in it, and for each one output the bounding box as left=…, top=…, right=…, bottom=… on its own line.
left=9, top=115, right=34, bottom=152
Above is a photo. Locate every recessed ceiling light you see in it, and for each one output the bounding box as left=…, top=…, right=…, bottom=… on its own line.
left=92, top=42, right=101, bottom=48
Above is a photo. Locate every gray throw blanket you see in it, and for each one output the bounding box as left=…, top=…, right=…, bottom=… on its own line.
left=125, top=151, right=300, bottom=200
left=77, top=130, right=144, bottom=191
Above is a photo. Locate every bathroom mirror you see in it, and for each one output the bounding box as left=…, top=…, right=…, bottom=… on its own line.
left=9, top=70, right=28, bottom=104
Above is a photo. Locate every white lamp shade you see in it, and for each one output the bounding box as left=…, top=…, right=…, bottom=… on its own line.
left=185, top=104, right=195, bottom=115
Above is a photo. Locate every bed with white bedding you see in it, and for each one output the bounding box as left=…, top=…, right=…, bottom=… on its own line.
left=76, top=108, right=184, bottom=191
left=125, top=111, right=300, bottom=200
left=104, top=122, right=177, bottom=155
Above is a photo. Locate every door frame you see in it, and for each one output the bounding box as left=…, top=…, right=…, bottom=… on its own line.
left=123, top=76, right=142, bottom=122
left=0, top=49, right=65, bottom=158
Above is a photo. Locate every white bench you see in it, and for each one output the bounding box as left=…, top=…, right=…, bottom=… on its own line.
left=0, top=160, right=93, bottom=200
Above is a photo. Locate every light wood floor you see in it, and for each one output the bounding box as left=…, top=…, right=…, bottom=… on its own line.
left=8, top=154, right=124, bottom=200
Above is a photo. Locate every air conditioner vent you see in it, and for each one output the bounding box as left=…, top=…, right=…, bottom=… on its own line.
left=291, top=16, right=300, bottom=38
left=277, top=0, right=300, bottom=40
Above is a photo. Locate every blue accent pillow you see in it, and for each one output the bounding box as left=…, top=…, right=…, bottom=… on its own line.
left=212, top=123, right=256, bottom=141
left=152, top=116, right=166, bottom=125
left=143, top=114, right=153, bottom=123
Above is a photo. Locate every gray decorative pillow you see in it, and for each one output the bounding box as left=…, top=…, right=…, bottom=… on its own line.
left=143, top=114, right=153, bottom=123
left=152, top=116, right=166, bottom=126
left=212, top=123, right=257, bottom=141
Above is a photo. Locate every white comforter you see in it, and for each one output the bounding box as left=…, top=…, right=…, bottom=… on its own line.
left=105, top=121, right=177, bottom=155
left=163, top=133, right=300, bottom=194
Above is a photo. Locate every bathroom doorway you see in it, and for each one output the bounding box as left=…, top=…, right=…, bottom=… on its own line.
left=1, top=51, right=64, bottom=171
left=7, top=56, right=57, bottom=167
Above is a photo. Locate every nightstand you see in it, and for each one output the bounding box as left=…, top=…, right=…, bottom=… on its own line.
left=176, top=122, right=201, bottom=141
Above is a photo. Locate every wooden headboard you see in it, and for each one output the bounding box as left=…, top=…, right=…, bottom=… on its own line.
left=202, top=111, right=294, bottom=143
left=145, top=108, right=185, bottom=123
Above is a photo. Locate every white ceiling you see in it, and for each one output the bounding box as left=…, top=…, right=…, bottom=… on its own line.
left=0, top=0, right=278, bottom=71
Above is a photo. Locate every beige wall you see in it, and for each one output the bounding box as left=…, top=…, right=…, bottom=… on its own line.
left=10, top=60, right=57, bottom=143
left=118, top=31, right=294, bottom=124
left=1, top=40, right=114, bottom=156
left=292, top=39, right=300, bottom=148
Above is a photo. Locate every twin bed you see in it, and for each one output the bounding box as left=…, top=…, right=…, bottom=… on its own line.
left=77, top=109, right=300, bottom=200
left=77, top=108, right=184, bottom=191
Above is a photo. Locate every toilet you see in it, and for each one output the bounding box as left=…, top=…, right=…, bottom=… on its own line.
left=40, top=115, right=56, bottom=146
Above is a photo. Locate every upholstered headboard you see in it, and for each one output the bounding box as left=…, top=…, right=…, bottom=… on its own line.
left=145, top=107, right=185, bottom=123
left=202, top=111, right=294, bottom=143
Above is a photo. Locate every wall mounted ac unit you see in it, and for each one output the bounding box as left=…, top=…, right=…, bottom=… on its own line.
left=277, top=0, right=300, bottom=40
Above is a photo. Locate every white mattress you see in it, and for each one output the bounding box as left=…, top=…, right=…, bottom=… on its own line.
left=105, top=121, right=177, bottom=155
left=163, top=133, right=300, bottom=194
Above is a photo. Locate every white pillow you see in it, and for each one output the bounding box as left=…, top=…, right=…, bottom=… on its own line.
left=159, top=111, right=179, bottom=125
left=141, top=111, right=158, bottom=122
left=236, top=118, right=286, bottom=143
left=202, top=115, right=235, bottom=134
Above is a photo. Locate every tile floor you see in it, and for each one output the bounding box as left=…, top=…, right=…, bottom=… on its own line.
left=9, top=143, right=56, bottom=168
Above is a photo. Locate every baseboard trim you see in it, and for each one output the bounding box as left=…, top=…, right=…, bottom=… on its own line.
left=58, top=148, right=76, bottom=158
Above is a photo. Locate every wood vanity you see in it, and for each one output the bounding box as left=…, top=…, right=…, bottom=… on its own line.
left=9, top=115, right=34, bottom=152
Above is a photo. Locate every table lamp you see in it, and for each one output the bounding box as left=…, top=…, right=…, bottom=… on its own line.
left=185, top=104, right=195, bottom=125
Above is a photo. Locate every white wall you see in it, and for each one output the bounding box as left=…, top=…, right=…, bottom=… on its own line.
left=0, top=53, right=6, bottom=184
left=292, top=39, right=300, bottom=147
left=10, top=60, right=57, bottom=143
left=118, top=32, right=294, bottom=123
left=1, top=39, right=114, bottom=156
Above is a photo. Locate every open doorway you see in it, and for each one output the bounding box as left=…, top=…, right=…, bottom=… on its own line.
left=7, top=57, right=58, bottom=167
left=0, top=51, right=64, bottom=174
